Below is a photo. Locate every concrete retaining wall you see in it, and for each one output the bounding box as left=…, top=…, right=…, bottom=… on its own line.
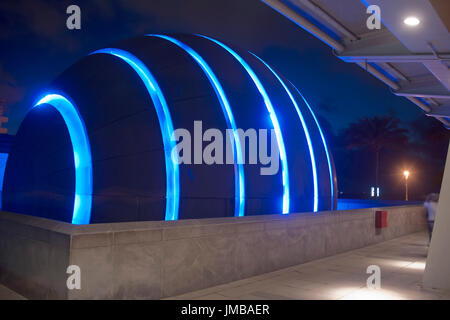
left=0, top=205, right=427, bottom=299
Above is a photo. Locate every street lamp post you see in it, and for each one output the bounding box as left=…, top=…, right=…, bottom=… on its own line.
left=403, top=170, right=410, bottom=201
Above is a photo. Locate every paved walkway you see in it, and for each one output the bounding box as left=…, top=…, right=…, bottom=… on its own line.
left=2, top=231, right=449, bottom=300
left=168, top=231, right=450, bottom=300
left=0, top=284, right=25, bottom=300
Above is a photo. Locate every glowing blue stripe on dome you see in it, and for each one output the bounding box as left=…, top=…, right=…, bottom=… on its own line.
left=147, top=34, right=245, bottom=218
left=289, top=81, right=335, bottom=209
left=34, top=93, right=93, bottom=224
left=197, top=35, right=290, bottom=214
left=251, top=54, right=318, bottom=213
left=91, top=48, right=180, bottom=221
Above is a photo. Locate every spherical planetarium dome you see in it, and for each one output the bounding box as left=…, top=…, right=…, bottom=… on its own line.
left=2, top=34, right=337, bottom=224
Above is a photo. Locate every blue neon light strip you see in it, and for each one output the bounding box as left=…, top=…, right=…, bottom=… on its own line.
left=147, top=34, right=246, bottom=218
left=289, top=81, right=335, bottom=208
left=91, top=48, right=179, bottom=221
left=0, top=153, right=9, bottom=210
left=198, top=35, right=290, bottom=214
left=34, top=94, right=93, bottom=224
left=251, top=54, right=318, bottom=212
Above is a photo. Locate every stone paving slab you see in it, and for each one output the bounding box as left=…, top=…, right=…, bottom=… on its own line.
left=0, top=284, right=25, bottom=300
left=2, top=231, right=447, bottom=300
left=167, top=231, right=450, bottom=300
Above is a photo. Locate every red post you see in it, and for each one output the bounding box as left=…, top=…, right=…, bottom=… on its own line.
left=375, top=210, right=387, bottom=228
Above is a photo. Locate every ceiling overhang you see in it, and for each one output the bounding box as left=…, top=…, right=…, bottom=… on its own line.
left=261, top=0, right=450, bottom=127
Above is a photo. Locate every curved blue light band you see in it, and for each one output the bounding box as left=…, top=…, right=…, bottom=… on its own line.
left=91, top=48, right=180, bottom=221
left=251, top=54, right=318, bottom=213
left=198, top=35, right=290, bottom=214
left=34, top=94, right=93, bottom=224
left=289, top=81, right=334, bottom=209
left=147, top=34, right=245, bottom=218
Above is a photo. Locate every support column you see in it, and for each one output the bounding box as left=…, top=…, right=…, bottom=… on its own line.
left=424, top=142, right=450, bottom=289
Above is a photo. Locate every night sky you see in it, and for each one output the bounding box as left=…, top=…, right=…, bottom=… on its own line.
left=0, top=0, right=433, bottom=135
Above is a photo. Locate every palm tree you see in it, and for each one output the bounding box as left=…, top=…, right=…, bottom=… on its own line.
left=344, top=116, right=408, bottom=187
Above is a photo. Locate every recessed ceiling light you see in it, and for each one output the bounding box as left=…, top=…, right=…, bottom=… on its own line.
left=404, top=16, right=420, bottom=26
